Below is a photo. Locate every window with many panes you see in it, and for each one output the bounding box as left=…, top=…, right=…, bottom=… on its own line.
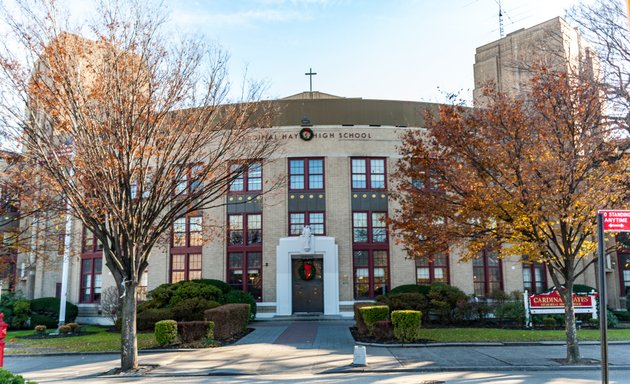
left=351, top=158, right=386, bottom=190
left=473, top=249, right=503, bottom=297
left=289, top=212, right=325, bottom=236
left=522, top=261, right=547, bottom=294
left=288, top=158, right=324, bottom=190
left=170, top=215, right=203, bottom=283
left=416, top=254, right=449, bottom=285
left=352, top=211, right=389, bottom=299
left=80, top=227, right=103, bottom=303
left=229, top=162, right=262, bottom=192
left=175, top=165, right=204, bottom=196
left=617, top=233, right=630, bottom=295
left=227, top=213, right=263, bottom=301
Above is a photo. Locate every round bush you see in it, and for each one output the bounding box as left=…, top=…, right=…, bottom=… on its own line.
left=0, top=368, right=36, bottom=384
left=155, top=320, right=177, bottom=346
left=169, top=281, right=222, bottom=306
left=30, top=297, right=78, bottom=326
left=389, top=284, right=430, bottom=295
left=137, top=308, right=175, bottom=331
left=171, top=298, right=220, bottom=321
left=378, top=292, right=428, bottom=312
left=194, top=279, right=232, bottom=294
left=221, top=290, right=257, bottom=321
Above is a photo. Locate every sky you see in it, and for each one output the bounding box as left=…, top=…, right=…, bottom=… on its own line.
left=157, top=0, right=588, bottom=103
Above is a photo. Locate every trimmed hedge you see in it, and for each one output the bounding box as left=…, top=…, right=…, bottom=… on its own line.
left=389, top=284, right=430, bottom=295
left=391, top=310, right=422, bottom=342
left=137, top=308, right=175, bottom=331
left=372, top=320, right=393, bottom=341
left=155, top=320, right=178, bottom=346
left=359, top=305, right=389, bottom=335
left=0, top=368, right=37, bottom=384
left=221, top=290, right=257, bottom=321
left=379, top=292, right=428, bottom=312
left=178, top=320, right=214, bottom=343
left=169, top=281, right=222, bottom=306
left=171, top=298, right=220, bottom=322
left=353, top=302, right=374, bottom=336
left=29, top=297, right=78, bottom=328
left=204, top=303, right=249, bottom=341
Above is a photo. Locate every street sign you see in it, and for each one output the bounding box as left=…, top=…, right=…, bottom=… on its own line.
left=598, top=210, right=630, bottom=232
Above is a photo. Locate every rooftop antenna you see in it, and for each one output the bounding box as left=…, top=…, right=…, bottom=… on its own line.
left=498, top=0, right=505, bottom=38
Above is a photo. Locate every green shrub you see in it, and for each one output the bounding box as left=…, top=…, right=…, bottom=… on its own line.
left=359, top=306, right=389, bottom=335
left=177, top=321, right=214, bottom=343
left=169, top=281, right=222, bottom=306
left=427, top=283, right=467, bottom=323
left=221, top=290, right=256, bottom=321
left=0, top=292, right=31, bottom=329
left=353, top=302, right=374, bottom=336
left=372, top=320, right=393, bottom=341
left=379, top=292, right=428, bottom=312
left=204, top=304, right=249, bottom=341
left=147, top=283, right=176, bottom=308
left=389, top=284, right=430, bottom=295
left=613, top=310, right=630, bottom=321
left=0, top=368, right=37, bottom=384
left=29, top=297, right=78, bottom=327
left=495, top=301, right=525, bottom=326
left=391, top=310, right=422, bottom=342
left=12, top=299, right=30, bottom=329
left=194, top=279, right=232, bottom=294
left=453, top=297, right=492, bottom=323
left=543, top=317, right=557, bottom=329
left=155, top=320, right=178, bottom=346
left=137, top=308, right=175, bottom=331
left=171, top=298, right=220, bottom=322
left=607, top=309, right=618, bottom=329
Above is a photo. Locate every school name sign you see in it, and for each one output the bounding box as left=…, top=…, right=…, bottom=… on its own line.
left=524, top=290, right=598, bottom=325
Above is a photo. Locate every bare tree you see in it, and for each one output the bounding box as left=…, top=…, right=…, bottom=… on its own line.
left=0, top=0, right=277, bottom=371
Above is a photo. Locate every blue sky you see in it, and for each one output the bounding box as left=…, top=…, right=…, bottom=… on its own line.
left=159, top=0, right=586, bottom=103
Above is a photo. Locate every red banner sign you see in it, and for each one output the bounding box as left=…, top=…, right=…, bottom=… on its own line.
left=599, top=210, right=630, bottom=232
left=529, top=290, right=595, bottom=308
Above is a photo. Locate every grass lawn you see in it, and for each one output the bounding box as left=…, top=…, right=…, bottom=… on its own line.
left=5, top=326, right=157, bottom=354
left=417, top=327, right=630, bottom=343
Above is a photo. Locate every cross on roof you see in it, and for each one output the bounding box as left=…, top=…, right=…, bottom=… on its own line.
left=305, top=68, right=317, bottom=93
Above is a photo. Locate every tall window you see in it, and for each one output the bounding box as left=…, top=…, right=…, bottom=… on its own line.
left=416, top=254, right=449, bottom=285
left=289, top=212, right=325, bottom=236
left=170, top=215, right=203, bottom=283
left=175, top=164, right=204, bottom=195
left=229, top=162, right=262, bottom=192
left=352, top=211, right=389, bottom=299
left=473, top=249, right=503, bottom=297
left=522, top=261, right=547, bottom=294
left=617, top=233, right=630, bottom=295
left=227, top=213, right=263, bottom=301
left=351, top=158, right=386, bottom=190
left=80, top=227, right=103, bottom=303
left=289, top=158, right=324, bottom=190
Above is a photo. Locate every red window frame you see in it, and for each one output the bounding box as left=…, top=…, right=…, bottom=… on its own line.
left=170, top=215, right=203, bottom=283
left=288, top=158, right=325, bottom=191
left=227, top=213, right=263, bottom=301
left=229, top=161, right=263, bottom=193
left=473, top=249, right=503, bottom=297
left=352, top=211, right=389, bottom=299
left=351, top=157, right=386, bottom=190
left=288, top=211, right=325, bottom=236
left=174, top=164, right=204, bottom=196
left=522, top=261, right=547, bottom=294
left=80, top=227, right=103, bottom=303
left=416, top=254, right=450, bottom=285
left=617, top=233, right=630, bottom=295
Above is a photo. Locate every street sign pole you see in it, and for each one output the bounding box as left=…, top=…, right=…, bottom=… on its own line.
left=597, top=212, right=608, bottom=384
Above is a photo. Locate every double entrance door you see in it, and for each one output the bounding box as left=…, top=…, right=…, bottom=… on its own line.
left=291, top=257, right=323, bottom=313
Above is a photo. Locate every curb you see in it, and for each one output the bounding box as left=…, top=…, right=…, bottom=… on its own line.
left=5, top=348, right=195, bottom=357
left=355, top=340, right=630, bottom=348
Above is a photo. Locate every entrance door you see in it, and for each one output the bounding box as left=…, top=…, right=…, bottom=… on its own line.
left=292, top=258, right=324, bottom=313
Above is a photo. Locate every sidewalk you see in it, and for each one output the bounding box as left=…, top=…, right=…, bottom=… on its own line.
left=6, top=320, right=630, bottom=382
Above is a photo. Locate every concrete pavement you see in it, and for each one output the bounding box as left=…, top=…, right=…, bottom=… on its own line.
left=5, top=319, right=630, bottom=383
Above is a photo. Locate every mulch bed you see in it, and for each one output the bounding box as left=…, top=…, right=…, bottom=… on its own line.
left=18, top=331, right=98, bottom=339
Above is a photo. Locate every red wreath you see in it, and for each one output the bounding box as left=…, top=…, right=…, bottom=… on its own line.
left=298, top=261, right=316, bottom=280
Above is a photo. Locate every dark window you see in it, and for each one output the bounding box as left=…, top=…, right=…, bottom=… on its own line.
left=416, top=254, right=449, bottom=285
left=289, top=158, right=324, bottom=190
left=229, top=162, right=262, bottom=192
left=522, top=261, right=547, bottom=294
left=175, top=165, right=203, bottom=196
left=352, top=211, right=389, bottom=299
left=170, top=215, right=203, bottom=283
left=351, top=158, right=386, bottom=190
left=227, top=213, right=263, bottom=301
left=473, top=249, right=503, bottom=297
left=617, top=233, right=630, bottom=295
left=80, top=226, right=103, bottom=303
left=289, top=212, right=325, bottom=236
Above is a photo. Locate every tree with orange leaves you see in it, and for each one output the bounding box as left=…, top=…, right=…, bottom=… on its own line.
left=0, top=0, right=277, bottom=371
left=390, top=66, right=629, bottom=364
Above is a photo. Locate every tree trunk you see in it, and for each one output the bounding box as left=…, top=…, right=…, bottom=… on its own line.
left=562, top=286, right=580, bottom=363
left=120, top=280, right=138, bottom=371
